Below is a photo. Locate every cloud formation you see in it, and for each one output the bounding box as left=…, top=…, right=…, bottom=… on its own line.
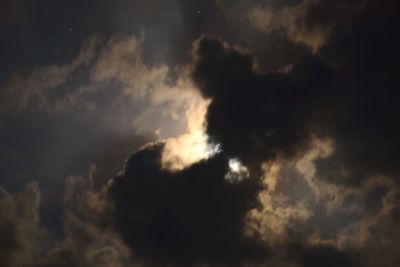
left=108, top=143, right=266, bottom=266
left=248, top=0, right=363, bottom=53
left=1, top=0, right=400, bottom=266
left=0, top=183, right=48, bottom=267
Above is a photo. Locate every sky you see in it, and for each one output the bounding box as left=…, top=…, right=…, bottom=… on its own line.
left=0, top=0, right=399, bottom=266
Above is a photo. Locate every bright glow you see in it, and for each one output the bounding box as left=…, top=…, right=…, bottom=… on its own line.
left=162, top=130, right=220, bottom=171
left=228, top=159, right=245, bottom=173
left=161, top=92, right=220, bottom=171
left=226, top=158, right=250, bottom=182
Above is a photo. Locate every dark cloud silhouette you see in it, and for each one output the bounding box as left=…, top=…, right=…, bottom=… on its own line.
left=109, top=142, right=267, bottom=266
left=192, top=36, right=337, bottom=170
left=191, top=0, right=400, bottom=186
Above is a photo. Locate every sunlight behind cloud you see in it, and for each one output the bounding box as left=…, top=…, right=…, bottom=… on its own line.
left=225, top=158, right=250, bottom=183
left=161, top=92, right=220, bottom=171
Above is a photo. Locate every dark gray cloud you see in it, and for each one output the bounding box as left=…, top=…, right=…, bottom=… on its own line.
left=191, top=0, right=400, bottom=186
left=108, top=142, right=266, bottom=266
left=192, top=36, right=336, bottom=171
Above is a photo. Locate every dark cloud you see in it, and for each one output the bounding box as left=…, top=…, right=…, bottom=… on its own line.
left=293, top=244, right=353, bottom=267
left=191, top=0, right=400, bottom=185
left=192, top=36, right=336, bottom=170
left=108, top=142, right=267, bottom=266
left=314, top=0, right=400, bottom=186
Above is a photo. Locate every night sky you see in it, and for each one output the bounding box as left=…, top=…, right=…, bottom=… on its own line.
left=1, top=0, right=400, bottom=266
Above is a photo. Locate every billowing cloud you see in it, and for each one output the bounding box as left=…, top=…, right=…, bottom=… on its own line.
left=191, top=35, right=334, bottom=170
left=107, top=143, right=266, bottom=266
left=1, top=0, right=400, bottom=266
left=1, top=33, right=207, bottom=138
left=248, top=0, right=364, bottom=53
left=33, top=166, right=131, bottom=267
left=0, top=167, right=132, bottom=267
